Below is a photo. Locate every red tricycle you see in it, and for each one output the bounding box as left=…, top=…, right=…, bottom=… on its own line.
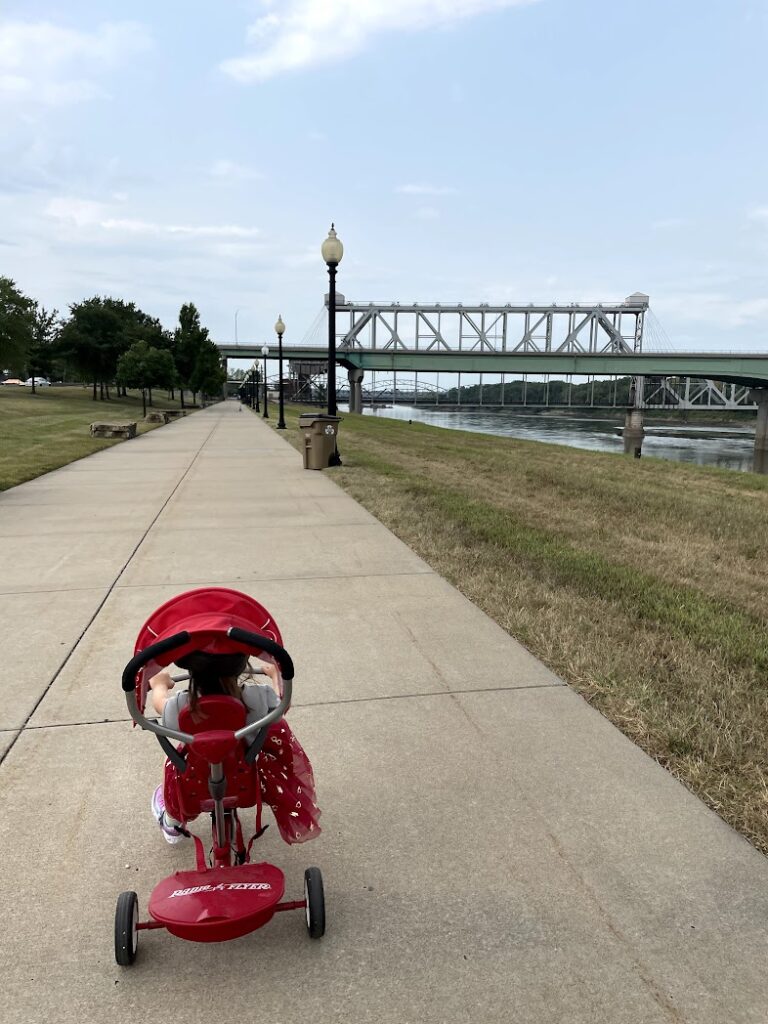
left=115, top=587, right=324, bottom=965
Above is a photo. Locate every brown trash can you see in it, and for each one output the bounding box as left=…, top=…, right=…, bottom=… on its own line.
left=298, top=413, right=341, bottom=470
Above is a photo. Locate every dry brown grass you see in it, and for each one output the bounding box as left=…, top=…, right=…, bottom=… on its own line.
left=278, top=405, right=768, bottom=853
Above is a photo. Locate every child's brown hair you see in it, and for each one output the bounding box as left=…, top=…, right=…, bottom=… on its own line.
left=175, top=651, right=248, bottom=717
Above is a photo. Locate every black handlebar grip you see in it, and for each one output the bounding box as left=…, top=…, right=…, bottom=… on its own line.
left=227, top=627, right=295, bottom=681
left=121, top=631, right=191, bottom=692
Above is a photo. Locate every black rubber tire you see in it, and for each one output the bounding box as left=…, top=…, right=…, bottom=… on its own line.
left=115, top=891, right=139, bottom=966
left=304, top=867, right=325, bottom=939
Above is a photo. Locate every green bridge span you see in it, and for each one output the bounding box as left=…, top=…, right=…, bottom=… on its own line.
left=219, top=345, right=768, bottom=389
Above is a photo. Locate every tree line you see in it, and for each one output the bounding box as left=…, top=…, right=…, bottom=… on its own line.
left=0, top=276, right=226, bottom=407
left=441, top=377, right=633, bottom=405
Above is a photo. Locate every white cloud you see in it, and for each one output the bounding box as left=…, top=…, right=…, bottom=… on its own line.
left=221, top=0, right=536, bottom=81
left=45, top=196, right=260, bottom=240
left=0, top=20, right=151, bottom=108
left=101, top=219, right=260, bottom=239
left=209, top=159, right=264, bottom=182
left=46, top=196, right=107, bottom=227
left=653, top=290, right=768, bottom=331
left=397, top=183, right=458, bottom=196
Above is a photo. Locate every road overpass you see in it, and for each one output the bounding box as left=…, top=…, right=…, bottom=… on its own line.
left=219, top=344, right=768, bottom=389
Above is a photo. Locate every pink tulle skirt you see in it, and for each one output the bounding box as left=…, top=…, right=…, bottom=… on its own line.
left=163, top=719, right=321, bottom=844
left=257, top=720, right=322, bottom=844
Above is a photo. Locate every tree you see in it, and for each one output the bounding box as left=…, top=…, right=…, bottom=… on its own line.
left=190, top=338, right=226, bottom=400
left=116, top=340, right=176, bottom=416
left=172, top=303, right=209, bottom=408
left=27, top=307, right=61, bottom=392
left=0, top=277, right=36, bottom=373
left=57, top=297, right=167, bottom=400
left=119, top=312, right=169, bottom=399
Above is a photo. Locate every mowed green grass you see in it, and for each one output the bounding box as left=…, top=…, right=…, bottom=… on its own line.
left=0, top=385, right=186, bottom=490
left=277, top=403, right=768, bottom=853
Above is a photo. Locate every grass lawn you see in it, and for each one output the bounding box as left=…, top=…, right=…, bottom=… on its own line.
left=0, top=385, right=192, bottom=490
left=275, top=402, right=768, bottom=854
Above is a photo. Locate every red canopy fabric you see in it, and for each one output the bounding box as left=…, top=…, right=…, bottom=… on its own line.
left=133, top=587, right=283, bottom=713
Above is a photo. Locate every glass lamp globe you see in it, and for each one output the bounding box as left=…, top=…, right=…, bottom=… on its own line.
left=321, top=224, right=343, bottom=266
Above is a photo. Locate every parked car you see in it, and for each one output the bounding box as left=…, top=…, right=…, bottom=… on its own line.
left=23, top=377, right=51, bottom=386
left=1, top=378, right=24, bottom=386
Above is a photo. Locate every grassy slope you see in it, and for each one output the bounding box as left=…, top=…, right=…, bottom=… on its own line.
left=0, top=385, right=188, bottom=490
left=278, top=403, right=768, bottom=853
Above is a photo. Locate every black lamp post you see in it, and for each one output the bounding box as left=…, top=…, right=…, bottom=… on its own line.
left=275, top=315, right=286, bottom=429
left=261, top=345, right=269, bottom=418
left=321, top=223, right=343, bottom=465
left=253, top=366, right=260, bottom=412
left=321, top=224, right=343, bottom=417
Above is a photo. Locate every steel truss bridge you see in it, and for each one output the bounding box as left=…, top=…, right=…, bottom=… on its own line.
left=219, top=294, right=768, bottom=411
left=292, top=376, right=757, bottom=411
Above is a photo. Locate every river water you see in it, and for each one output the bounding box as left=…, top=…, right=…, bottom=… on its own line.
left=359, top=404, right=757, bottom=472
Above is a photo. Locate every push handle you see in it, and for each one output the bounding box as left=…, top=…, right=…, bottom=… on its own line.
left=227, top=627, right=294, bottom=681
left=121, top=627, right=295, bottom=748
left=226, top=627, right=295, bottom=745
left=121, top=631, right=191, bottom=692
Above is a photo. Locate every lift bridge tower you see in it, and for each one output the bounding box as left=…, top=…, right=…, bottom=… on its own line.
left=334, top=292, right=650, bottom=357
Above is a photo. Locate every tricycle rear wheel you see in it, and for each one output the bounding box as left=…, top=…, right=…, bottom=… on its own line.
left=304, top=867, right=325, bottom=939
left=115, top=891, right=139, bottom=965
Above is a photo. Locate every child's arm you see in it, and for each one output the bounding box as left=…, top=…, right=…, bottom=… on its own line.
left=258, top=660, right=280, bottom=688
left=149, top=669, right=175, bottom=717
left=257, top=660, right=285, bottom=710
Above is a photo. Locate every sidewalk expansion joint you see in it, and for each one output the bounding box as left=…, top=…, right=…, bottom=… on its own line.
left=294, top=681, right=566, bottom=709
left=147, top=520, right=378, bottom=533
left=115, top=569, right=435, bottom=590
left=14, top=681, right=567, bottom=738
left=0, top=585, right=114, bottom=597
left=25, top=716, right=134, bottom=730
left=0, top=416, right=223, bottom=770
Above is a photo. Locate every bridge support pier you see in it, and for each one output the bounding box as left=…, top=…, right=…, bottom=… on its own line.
left=622, top=408, right=645, bottom=458
left=348, top=367, right=364, bottom=414
left=750, top=389, right=768, bottom=473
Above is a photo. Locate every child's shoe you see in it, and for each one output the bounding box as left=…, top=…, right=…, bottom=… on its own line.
left=151, top=785, right=185, bottom=845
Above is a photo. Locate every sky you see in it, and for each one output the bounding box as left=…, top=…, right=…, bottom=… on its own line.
left=1, top=0, right=767, bottom=370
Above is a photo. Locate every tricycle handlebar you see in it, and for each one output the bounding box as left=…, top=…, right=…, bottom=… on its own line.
left=122, top=628, right=295, bottom=747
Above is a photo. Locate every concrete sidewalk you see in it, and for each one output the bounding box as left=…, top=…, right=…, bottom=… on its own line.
left=2, top=400, right=767, bottom=1023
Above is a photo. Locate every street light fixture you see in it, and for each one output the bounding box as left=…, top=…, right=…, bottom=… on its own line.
left=254, top=364, right=260, bottom=412
left=321, top=223, right=343, bottom=465
left=261, top=345, right=270, bottom=419
left=275, top=315, right=286, bottom=430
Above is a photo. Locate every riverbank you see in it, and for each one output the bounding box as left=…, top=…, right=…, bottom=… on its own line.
left=361, top=403, right=758, bottom=471
left=277, top=402, right=768, bottom=854
left=0, top=385, right=192, bottom=490
left=545, top=407, right=755, bottom=425
left=387, top=404, right=756, bottom=426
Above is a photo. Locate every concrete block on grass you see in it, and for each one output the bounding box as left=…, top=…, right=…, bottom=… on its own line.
left=89, top=421, right=137, bottom=439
